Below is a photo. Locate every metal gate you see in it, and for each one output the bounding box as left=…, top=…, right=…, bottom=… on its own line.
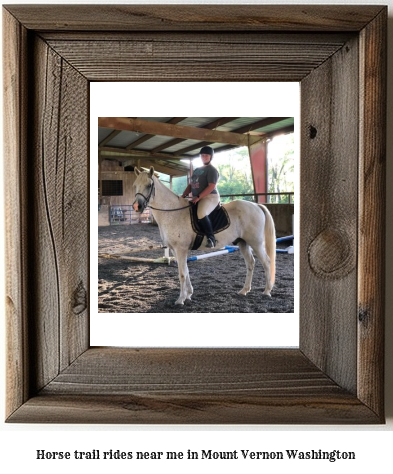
left=109, top=205, right=151, bottom=225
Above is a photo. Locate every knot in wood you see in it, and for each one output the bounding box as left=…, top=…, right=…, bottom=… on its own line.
left=358, top=306, right=370, bottom=326
left=308, top=228, right=355, bottom=279
left=73, top=281, right=87, bottom=315
left=309, top=125, right=317, bottom=139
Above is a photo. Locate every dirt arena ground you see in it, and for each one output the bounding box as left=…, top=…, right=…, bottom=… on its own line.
left=98, top=224, right=294, bottom=313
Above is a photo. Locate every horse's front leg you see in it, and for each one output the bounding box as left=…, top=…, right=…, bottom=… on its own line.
left=174, top=247, right=193, bottom=305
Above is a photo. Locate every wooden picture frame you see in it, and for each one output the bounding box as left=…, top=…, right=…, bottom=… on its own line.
left=3, top=5, right=386, bottom=424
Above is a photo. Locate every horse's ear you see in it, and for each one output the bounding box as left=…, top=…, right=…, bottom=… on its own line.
left=149, top=166, right=154, bottom=178
left=134, top=167, right=140, bottom=176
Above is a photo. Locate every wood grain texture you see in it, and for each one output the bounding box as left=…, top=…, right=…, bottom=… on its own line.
left=358, top=9, right=387, bottom=417
left=41, top=31, right=354, bottom=43
left=300, top=36, right=359, bottom=394
left=28, top=36, right=89, bottom=391
left=3, top=5, right=384, bottom=31
left=47, top=37, right=348, bottom=82
left=45, top=348, right=340, bottom=396
left=3, top=8, right=30, bottom=417
left=3, top=5, right=386, bottom=424
left=9, top=392, right=379, bottom=425
left=7, top=348, right=379, bottom=424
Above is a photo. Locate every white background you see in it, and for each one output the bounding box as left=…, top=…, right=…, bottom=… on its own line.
left=1, top=1, right=392, bottom=473
left=91, top=82, right=300, bottom=348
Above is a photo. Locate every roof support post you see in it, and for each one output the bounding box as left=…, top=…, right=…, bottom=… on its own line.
left=189, top=159, right=194, bottom=185
left=248, top=138, right=267, bottom=203
left=98, top=151, right=103, bottom=204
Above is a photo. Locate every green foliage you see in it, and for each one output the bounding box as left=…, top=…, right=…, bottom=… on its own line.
left=157, top=173, right=187, bottom=195
left=171, top=175, right=188, bottom=195
left=267, top=134, right=295, bottom=203
left=215, top=148, right=254, bottom=202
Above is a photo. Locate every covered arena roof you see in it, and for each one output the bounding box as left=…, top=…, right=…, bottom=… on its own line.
left=98, top=117, right=294, bottom=177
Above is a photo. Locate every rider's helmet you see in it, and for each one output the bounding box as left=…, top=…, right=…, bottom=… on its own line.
left=200, top=146, right=214, bottom=162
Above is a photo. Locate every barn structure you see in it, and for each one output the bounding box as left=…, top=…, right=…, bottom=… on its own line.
left=98, top=117, right=294, bottom=234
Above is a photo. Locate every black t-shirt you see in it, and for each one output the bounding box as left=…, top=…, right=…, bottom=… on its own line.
left=191, top=165, right=219, bottom=197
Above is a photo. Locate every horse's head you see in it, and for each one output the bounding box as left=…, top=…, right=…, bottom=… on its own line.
left=133, top=167, right=155, bottom=213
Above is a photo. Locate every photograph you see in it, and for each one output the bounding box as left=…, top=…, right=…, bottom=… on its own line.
left=97, top=117, right=295, bottom=314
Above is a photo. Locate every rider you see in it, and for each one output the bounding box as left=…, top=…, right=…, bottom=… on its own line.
left=181, top=146, right=220, bottom=248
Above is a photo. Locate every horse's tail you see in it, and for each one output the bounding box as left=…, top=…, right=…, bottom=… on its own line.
left=258, top=204, right=276, bottom=287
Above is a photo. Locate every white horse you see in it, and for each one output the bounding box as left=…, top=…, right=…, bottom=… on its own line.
left=133, top=167, right=276, bottom=305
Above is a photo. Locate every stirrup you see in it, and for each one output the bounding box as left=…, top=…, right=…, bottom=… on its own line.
left=206, top=237, right=216, bottom=248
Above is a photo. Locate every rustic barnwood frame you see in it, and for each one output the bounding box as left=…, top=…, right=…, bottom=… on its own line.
left=3, top=5, right=386, bottom=423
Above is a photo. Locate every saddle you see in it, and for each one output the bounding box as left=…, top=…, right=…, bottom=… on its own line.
left=189, top=203, right=230, bottom=250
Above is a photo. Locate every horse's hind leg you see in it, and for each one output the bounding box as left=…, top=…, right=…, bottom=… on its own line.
left=252, top=244, right=273, bottom=296
left=238, top=241, right=255, bottom=296
left=173, top=247, right=193, bottom=305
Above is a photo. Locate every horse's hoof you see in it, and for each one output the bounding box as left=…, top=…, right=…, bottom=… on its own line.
left=263, top=290, right=272, bottom=297
left=238, top=288, right=250, bottom=296
left=175, top=299, right=185, bottom=305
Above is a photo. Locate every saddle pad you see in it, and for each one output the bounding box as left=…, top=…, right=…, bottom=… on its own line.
left=190, top=203, right=230, bottom=250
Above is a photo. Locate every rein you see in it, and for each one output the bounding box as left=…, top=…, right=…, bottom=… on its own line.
left=134, top=177, right=192, bottom=212
left=149, top=204, right=192, bottom=212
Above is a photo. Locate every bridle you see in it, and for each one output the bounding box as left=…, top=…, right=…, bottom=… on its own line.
left=134, top=177, right=192, bottom=212
left=133, top=177, right=155, bottom=210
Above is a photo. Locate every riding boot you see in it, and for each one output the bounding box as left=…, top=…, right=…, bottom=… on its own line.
left=198, top=215, right=216, bottom=248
